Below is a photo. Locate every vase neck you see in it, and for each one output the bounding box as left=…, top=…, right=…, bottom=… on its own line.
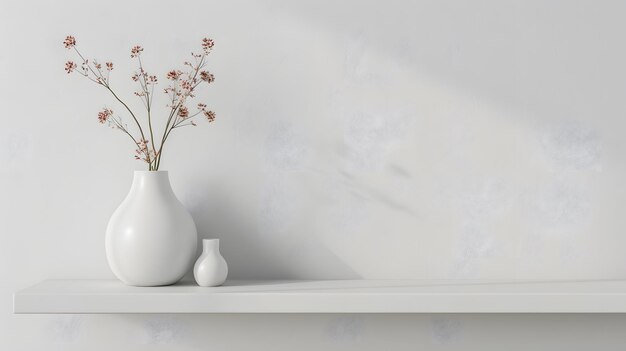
left=129, top=171, right=175, bottom=197
left=202, top=239, right=220, bottom=253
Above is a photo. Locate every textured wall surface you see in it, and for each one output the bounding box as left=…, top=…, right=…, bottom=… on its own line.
left=2, top=0, right=626, bottom=349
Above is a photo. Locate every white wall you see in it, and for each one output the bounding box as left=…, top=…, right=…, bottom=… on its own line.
left=2, top=0, right=626, bottom=349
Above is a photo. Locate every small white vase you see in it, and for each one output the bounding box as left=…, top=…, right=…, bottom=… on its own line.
left=106, top=171, right=198, bottom=286
left=194, top=239, right=228, bottom=287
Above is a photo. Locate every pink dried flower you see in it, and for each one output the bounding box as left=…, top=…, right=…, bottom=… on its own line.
left=148, top=75, right=158, bottom=84
left=197, top=103, right=207, bottom=110
left=199, top=71, right=214, bottom=83
left=137, top=138, right=149, bottom=149
left=166, top=70, right=182, bottom=80
left=180, top=80, right=192, bottom=91
left=130, top=45, right=143, bottom=58
left=135, top=138, right=156, bottom=163
left=105, top=62, right=113, bottom=71
left=65, top=61, right=77, bottom=74
left=204, top=110, right=216, bottom=122
left=94, top=62, right=102, bottom=69
left=63, top=35, right=76, bottom=49
left=131, top=73, right=140, bottom=82
left=97, top=108, right=113, bottom=123
left=202, top=38, right=214, bottom=52
left=178, top=106, right=189, bottom=118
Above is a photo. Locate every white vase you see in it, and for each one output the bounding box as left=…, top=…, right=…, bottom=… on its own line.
left=194, top=239, right=228, bottom=287
left=106, top=171, right=198, bottom=286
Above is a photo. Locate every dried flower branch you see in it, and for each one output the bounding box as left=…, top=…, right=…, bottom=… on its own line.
left=65, top=61, right=77, bottom=74
left=63, top=35, right=216, bottom=170
left=130, top=45, right=143, bottom=58
left=97, top=108, right=113, bottom=124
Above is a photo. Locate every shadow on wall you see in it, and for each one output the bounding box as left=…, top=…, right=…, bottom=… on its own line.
left=183, top=1, right=613, bottom=281
left=181, top=177, right=360, bottom=280
left=270, top=0, right=626, bottom=123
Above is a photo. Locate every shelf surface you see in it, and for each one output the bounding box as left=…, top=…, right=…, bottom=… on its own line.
left=14, top=279, right=626, bottom=314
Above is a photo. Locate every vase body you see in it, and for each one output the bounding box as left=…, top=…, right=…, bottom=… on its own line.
left=106, top=171, right=198, bottom=286
left=194, top=239, right=228, bottom=287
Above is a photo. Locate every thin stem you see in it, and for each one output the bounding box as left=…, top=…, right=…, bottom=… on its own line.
left=105, top=86, right=146, bottom=139
left=70, top=45, right=160, bottom=170
left=155, top=54, right=206, bottom=169
left=73, top=48, right=103, bottom=83
left=112, top=118, right=155, bottom=169
left=104, top=86, right=151, bottom=168
left=112, top=118, right=139, bottom=145
left=136, top=56, right=159, bottom=169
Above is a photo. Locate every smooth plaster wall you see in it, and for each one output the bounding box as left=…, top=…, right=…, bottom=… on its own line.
left=2, top=0, right=626, bottom=349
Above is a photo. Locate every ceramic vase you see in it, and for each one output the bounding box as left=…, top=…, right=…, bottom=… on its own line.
left=194, top=239, right=228, bottom=287
left=106, top=171, right=198, bottom=286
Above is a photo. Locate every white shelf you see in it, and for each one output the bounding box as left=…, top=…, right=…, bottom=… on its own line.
left=14, top=279, right=626, bottom=314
